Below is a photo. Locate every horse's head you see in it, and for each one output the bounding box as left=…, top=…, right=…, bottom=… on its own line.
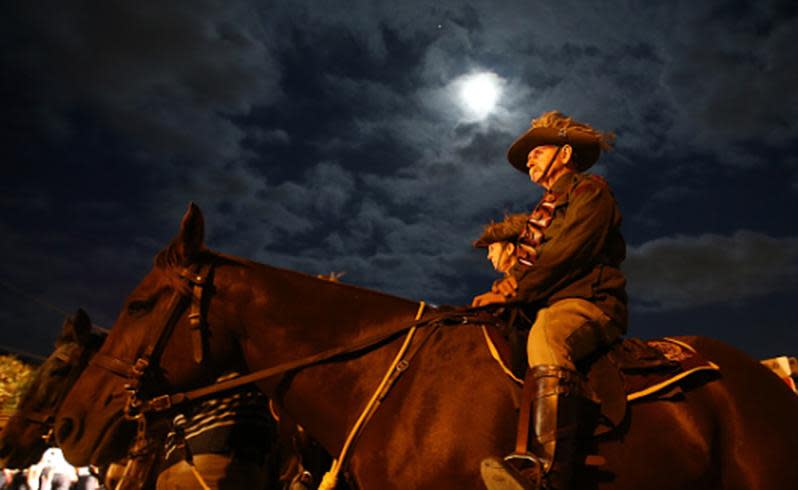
left=54, top=203, right=243, bottom=466
left=0, top=309, right=104, bottom=469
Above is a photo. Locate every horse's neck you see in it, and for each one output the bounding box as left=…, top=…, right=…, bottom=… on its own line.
left=224, top=261, right=422, bottom=359
left=217, top=261, right=424, bottom=451
left=279, top=335, right=406, bottom=453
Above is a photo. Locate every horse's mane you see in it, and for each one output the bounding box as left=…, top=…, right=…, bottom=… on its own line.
left=55, top=329, right=107, bottom=348
left=154, top=241, right=232, bottom=295
left=237, top=255, right=424, bottom=311
left=154, top=237, right=424, bottom=312
left=154, top=241, right=221, bottom=270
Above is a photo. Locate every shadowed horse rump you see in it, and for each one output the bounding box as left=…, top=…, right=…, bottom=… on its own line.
left=54, top=204, right=798, bottom=489
left=0, top=309, right=105, bottom=470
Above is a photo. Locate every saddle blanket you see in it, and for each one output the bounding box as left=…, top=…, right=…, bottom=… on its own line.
left=481, top=328, right=720, bottom=402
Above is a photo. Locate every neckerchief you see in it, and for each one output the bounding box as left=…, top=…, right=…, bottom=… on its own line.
left=516, top=190, right=558, bottom=266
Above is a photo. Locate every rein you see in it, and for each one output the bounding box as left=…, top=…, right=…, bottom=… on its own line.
left=86, top=258, right=501, bottom=488
left=138, top=305, right=462, bottom=414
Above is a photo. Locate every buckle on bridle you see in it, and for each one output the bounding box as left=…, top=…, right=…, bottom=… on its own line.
left=130, top=358, right=150, bottom=378
left=123, top=394, right=144, bottom=421
left=179, top=268, right=207, bottom=285
left=147, top=394, right=173, bottom=412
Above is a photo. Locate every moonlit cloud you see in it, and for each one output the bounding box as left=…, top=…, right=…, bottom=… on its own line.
left=626, top=231, right=798, bottom=311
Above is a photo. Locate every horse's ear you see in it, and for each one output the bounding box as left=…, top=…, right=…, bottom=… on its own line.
left=59, top=308, right=92, bottom=346
left=177, top=202, right=205, bottom=262
left=73, top=308, right=92, bottom=341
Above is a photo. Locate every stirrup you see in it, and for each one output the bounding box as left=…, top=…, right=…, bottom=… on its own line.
left=481, top=454, right=545, bottom=490
left=504, top=452, right=544, bottom=465
left=505, top=452, right=546, bottom=488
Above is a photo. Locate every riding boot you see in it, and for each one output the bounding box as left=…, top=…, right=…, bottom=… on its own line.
left=480, top=365, right=599, bottom=490
left=539, top=367, right=600, bottom=489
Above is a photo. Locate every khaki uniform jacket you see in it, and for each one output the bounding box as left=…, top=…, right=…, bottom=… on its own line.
left=508, top=172, right=628, bottom=330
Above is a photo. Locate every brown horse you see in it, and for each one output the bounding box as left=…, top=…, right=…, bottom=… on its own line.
left=0, top=310, right=158, bottom=488
left=0, top=309, right=321, bottom=490
left=55, top=204, right=798, bottom=489
left=0, top=309, right=104, bottom=469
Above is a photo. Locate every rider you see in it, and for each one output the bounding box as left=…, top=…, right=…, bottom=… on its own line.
left=474, top=111, right=627, bottom=490
left=472, top=213, right=527, bottom=282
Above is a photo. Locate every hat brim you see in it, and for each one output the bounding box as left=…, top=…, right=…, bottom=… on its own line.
left=506, top=126, right=601, bottom=173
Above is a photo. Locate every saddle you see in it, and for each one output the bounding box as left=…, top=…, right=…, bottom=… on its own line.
left=482, top=326, right=720, bottom=436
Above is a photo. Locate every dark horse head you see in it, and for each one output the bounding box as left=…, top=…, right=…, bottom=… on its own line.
left=0, top=309, right=105, bottom=468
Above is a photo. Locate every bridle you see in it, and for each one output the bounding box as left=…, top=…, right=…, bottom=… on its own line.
left=17, top=329, right=106, bottom=446
left=87, top=262, right=214, bottom=423
left=22, top=344, right=83, bottom=444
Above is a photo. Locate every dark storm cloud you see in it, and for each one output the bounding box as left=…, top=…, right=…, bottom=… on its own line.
left=626, top=230, right=798, bottom=311
left=4, top=1, right=279, bottom=165
left=0, top=218, right=153, bottom=341
left=660, top=1, right=798, bottom=162
left=2, top=0, right=797, bottom=356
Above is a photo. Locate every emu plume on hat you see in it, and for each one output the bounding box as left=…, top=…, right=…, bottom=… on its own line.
left=473, top=213, right=528, bottom=248
left=506, top=111, right=615, bottom=174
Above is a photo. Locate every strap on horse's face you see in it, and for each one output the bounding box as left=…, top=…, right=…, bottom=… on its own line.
left=183, top=268, right=207, bottom=365
left=22, top=342, right=91, bottom=445
left=89, top=262, right=213, bottom=421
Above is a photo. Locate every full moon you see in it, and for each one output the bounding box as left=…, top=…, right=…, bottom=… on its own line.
left=459, top=72, right=501, bottom=118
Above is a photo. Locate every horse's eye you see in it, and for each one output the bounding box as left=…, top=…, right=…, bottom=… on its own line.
left=127, top=299, right=154, bottom=315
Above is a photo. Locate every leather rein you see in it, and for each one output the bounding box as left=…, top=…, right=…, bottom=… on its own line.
left=86, top=260, right=484, bottom=421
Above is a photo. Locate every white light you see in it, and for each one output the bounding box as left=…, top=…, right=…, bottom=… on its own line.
left=459, top=72, right=501, bottom=118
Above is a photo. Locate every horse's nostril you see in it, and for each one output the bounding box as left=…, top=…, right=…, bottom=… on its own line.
left=56, top=418, right=74, bottom=443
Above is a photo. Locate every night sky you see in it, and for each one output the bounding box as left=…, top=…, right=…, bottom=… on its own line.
left=2, top=1, right=797, bottom=359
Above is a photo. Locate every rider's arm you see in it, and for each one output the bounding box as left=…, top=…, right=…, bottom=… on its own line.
left=508, top=178, right=620, bottom=303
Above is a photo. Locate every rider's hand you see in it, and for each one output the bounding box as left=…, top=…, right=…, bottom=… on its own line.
left=491, top=276, right=518, bottom=297
left=471, top=291, right=509, bottom=307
